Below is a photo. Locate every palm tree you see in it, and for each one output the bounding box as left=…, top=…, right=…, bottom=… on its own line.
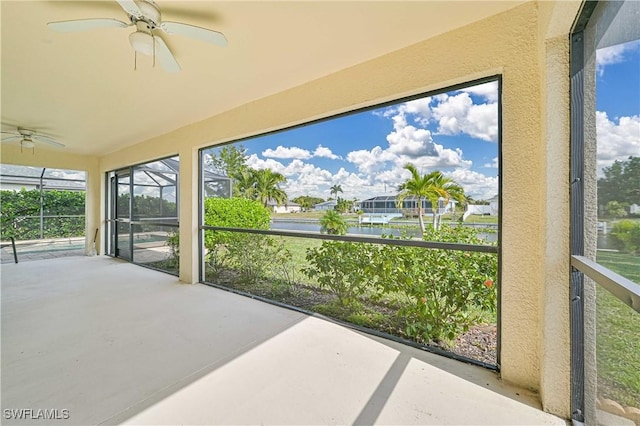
left=397, top=163, right=467, bottom=233
left=427, top=171, right=466, bottom=229
left=319, top=210, right=349, bottom=235
left=329, top=184, right=343, bottom=198
left=251, top=168, right=288, bottom=207
left=396, top=164, right=432, bottom=234
left=232, top=169, right=257, bottom=198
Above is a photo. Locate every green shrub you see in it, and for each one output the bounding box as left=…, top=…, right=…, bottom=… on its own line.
left=319, top=210, right=348, bottom=235
left=167, top=231, right=179, bottom=259
left=611, top=220, right=640, bottom=254
left=302, top=225, right=497, bottom=342
left=1, top=189, right=85, bottom=240
left=202, top=197, right=291, bottom=285
left=204, top=197, right=270, bottom=246
left=303, top=241, right=376, bottom=307
left=203, top=197, right=271, bottom=273
left=368, top=225, right=497, bottom=342
left=225, top=233, right=290, bottom=284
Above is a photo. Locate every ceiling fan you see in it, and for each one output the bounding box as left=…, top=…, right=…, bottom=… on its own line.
left=1, top=128, right=65, bottom=153
left=47, top=0, right=228, bottom=73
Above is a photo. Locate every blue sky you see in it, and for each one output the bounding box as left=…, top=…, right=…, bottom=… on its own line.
left=595, top=40, right=640, bottom=175
left=205, top=40, right=639, bottom=201
left=207, top=80, right=500, bottom=201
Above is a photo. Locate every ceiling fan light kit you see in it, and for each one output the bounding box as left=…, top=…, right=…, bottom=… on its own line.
left=47, top=0, right=228, bottom=73
left=1, top=127, right=65, bottom=153
left=129, top=31, right=154, bottom=56
left=21, top=140, right=36, bottom=149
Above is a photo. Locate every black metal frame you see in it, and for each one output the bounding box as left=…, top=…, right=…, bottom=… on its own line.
left=496, top=76, right=503, bottom=369
left=0, top=237, right=19, bottom=263
left=570, top=26, right=586, bottom=423
left=105, top=155, right=180, bottom=276
left=569, top=1, right=600, bottom=422
left=197, top=75, right=503, bottom=369
left=201, top=225, right=497, bottom=253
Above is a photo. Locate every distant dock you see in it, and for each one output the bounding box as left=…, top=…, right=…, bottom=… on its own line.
left=359, top=213, right=403, bottom=225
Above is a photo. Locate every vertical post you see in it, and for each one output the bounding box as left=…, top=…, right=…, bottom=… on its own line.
left=129, top=167, right=134, bottom=262
left=570, top=29, right=585, bottom=424
left=39, top=168, right=45, bottom=239
left=85, top=159, right=102, bottom=256
left=198, top=150, right=204, bottom=283
left=179, top=147, right=199, bottom=284
left=10, top=237, right=18, bottom=263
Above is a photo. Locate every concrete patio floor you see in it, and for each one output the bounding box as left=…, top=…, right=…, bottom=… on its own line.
left=1, top=256, right=567, bottom=425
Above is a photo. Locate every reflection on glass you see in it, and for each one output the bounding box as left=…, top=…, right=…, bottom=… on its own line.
left=116, top=221, right=131, bottom=261
left=132, top=224, right=179, bottom=275
left=133, top=159, right=178, bottom=220
left=108, top=156, right=180, bottom=273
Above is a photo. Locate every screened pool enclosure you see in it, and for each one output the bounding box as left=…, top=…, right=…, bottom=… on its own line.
left=0, top=164, right=86, bottom=262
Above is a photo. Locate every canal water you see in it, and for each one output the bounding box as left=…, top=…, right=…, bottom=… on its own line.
left=270, top=219, right=498, bottom=243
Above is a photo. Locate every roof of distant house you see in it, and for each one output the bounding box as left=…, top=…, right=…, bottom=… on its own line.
left=313, top=200, right=338, bottom=206
left=266, top=199, right=300, bottom=207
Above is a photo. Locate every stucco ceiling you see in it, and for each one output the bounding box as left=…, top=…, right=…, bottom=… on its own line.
left=1, top=1, right=524, bottom=156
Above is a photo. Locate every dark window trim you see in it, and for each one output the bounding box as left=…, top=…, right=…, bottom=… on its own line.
left=568, top=1, right=599, bottom=422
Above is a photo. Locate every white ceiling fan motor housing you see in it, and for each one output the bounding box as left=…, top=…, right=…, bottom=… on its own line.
left=128, top=1, right=162, bottom=56
left=135, top=1, right=161, bottom=27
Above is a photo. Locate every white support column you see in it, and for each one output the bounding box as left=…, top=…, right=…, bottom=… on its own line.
left=178, top=147, right=199, bottom=284
left=85, top=159, right=102, bottom=255
left=539, top=34, right=571, bottom=418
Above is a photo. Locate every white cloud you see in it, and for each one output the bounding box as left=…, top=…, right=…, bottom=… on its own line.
left=406, top=145, right=471, bottom=169
left=445, top=169, right=498, bottom=201
left=431, top=93, right=498, bottom=142
left=246, top=154, right=288, bottom=175
left=596, top=111, right=640, bottom=175
left=346, top=146, right=397, bottom=174
left=386, top=122, right=437, bottom=157
left=313, top=145, right=341, bottom=159
left=459, top=81, right=499, bottom=102
left=248, top=148, right=493, bottom=202
left=483, top=157, right=498, bottom=169
left=596, top=41, right=639, bottom=76
left=262, top=145, right=311, bottom=160
left=244, top=83, right=500, bottom=202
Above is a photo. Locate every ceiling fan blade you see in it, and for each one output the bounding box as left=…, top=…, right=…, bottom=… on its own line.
left=33, top=135, right=66, bottom=148
left=160, top=21, right=228, bottom=47
left=154, top=37, right=181, bottom=73
left=116, top=0, right=143, bottom=18
left=48, top=18, right=130, bottom=32
left=1, top=136, right=22, bottom=143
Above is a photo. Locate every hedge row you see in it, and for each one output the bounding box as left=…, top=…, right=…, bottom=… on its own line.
left=1, top=189, right=85, bottom=240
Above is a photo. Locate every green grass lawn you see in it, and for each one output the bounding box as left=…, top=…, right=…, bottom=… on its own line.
left=595, top=251, right=640, bottom=407
left=461, top=214, right=499, bottom=224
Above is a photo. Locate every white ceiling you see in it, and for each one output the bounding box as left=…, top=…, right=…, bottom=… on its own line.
left=1, top=1, right=524, bottom=156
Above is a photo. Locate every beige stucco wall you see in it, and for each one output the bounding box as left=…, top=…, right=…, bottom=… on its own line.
left=3, top=1, right=583, bottom=418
